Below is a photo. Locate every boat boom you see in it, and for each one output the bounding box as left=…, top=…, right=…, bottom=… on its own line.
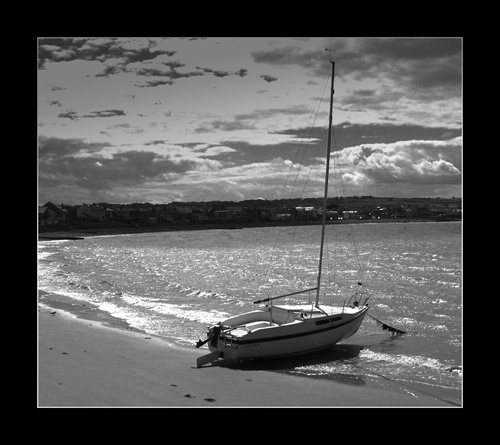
left=253, top=287, right=318, bottom=304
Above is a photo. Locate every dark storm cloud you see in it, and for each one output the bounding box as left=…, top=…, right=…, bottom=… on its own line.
left=259, top=74, right=278, bottom=83
left=252, top=45, right=325, bottom=68
left=195, top=66, right=248, bottom=78
left=39, top=136, right=111, bottom=158
left=360, top=38, right=461, bottom=61
left=135, top=79, right=175, bottom=88
left=194, top=105, right=312, bottom=133
left=339, top=88, right=406, bottom=111
left=39, top=136, right=195, bottom=192
left=57, top=109, right=126, bottom=120
left=38, top=37, right=177, bottom=70
left=38, top=38, right=248, bottom=87
left=136, top=61, right=203, bottom=82
left=235, top=105, right=311, bottom=120
left=276, top=122, right=462, bottom=151
left=195, top=120, right=256, bottom=133
left=252, top=38, right=462, bottom=96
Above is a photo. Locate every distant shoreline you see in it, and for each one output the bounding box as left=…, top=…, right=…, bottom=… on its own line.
left=38, top=217, right=460, bottom=240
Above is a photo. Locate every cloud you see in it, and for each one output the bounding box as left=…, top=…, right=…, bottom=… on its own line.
left=57, top=111, right=79, bottom=120
left=339, top=88, right=405, bottom=111
left=252, top=45, right=324, bottom=69
left=167, top=157, right=306, bottom=202
left=38, top=39, right=462, bottom=203
left=135, top=79, right=175, bottom=88
left=191, top=144, right=237, bottom=158
left=193, top=105, right=313, bottom=135
left=336, top=138, right=462, bottom=192
left=38, top=131, right=462, bottom=204
left=259, top=74, right=278, bottom=83
left=235, top=104, right=312, bottom=121
left=39, top=136, right=195, bottom=199
left=360, top=38, right=461, bottom=62
left=235, top=69, right=248, bottom=77
left=57, top=109, right=126, bottom=120
left=39, top=38, right=249, bottom=89
left=278, top=122, right=462, bottom=150
left=196, top=66, right=248, bottom=78
left=252, top=38, right=462, bottom=98
left=194, top=119, right=256, bottom=133
left=135, top=61, right=204, bottom=85
left=39, top=136, right=244, bottom=202
left=38, top=37, right=177, bottom=71
left=39, top=136, right=111, bottom=159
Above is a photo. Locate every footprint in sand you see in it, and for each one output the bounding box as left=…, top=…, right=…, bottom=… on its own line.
left=204, top=398, right=216, bottom=402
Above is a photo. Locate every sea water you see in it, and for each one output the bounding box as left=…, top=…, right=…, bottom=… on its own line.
left=38, top=221, right=462, bottom=405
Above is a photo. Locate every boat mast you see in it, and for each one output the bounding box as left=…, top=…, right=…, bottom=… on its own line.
left=315, top=59, right=335, bottom=307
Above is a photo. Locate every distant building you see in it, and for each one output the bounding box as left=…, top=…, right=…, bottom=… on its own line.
left=39, top=202, right=68, bottom=225
left=76, top=203, right=105, bottom=221
left=342, top=210, right=358, bottom=220
left=214, top=209, right=232, bottom=220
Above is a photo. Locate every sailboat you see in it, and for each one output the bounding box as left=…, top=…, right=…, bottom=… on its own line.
left=195, top=59, right=370, bottom=368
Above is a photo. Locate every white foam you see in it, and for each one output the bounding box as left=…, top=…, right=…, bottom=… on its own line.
left=361, top=349, right=445, bottom=372
left=119, top=294, right=230, bottom=324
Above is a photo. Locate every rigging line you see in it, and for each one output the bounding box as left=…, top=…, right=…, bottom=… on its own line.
left=277, top=66, right=331, bottom=203
left=294, top=64, right=332, bottom=201
left=297, top=119, right=329, bottom=202
left=266, top=67, right=331, bottom=293
left=282, top=110, right=329, bottom=285
left=290, top=66, right=334, bottom=295
left=286, top=68, right=331, bottom=201
left=331, top=126, right=365, bottom=283
left=286, top=91, right=332, bottom=287
left=291, top=105, right=330, bottom=272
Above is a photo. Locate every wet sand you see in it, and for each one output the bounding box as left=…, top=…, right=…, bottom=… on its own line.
left=38, top=305, right=447, bottom=407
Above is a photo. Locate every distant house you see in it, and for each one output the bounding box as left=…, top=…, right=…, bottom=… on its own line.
left=44, top=202, right=67, bottom=220
left=114, top=207, right=131, bottom=221
left=191, top=209, right=207, bottom=223
left=372, top=206, right=390, bottom=219
left=326, top=210, right=338, bottom=220
left=174, top=206, right=192, bottom=215
left=273, top=213, right=293, bottom=221
left=295, top=206, right=315, bottom=220
left=39, top=202, right=68, bottom=225
left=342, top=210, right=358, bottom=220
left=214, top=209, right=232, bottom=220
left=105, top=208, right=114, bottom=220
left=38, top=206, right=48, bottom=222
left=76, top=203, right=106, bottom=221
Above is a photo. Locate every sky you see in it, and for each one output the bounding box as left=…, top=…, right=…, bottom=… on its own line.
left=38, top=37, right=462, bottom=205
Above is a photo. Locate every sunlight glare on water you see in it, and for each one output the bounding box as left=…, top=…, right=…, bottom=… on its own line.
left=39, top=222, right=461, bottom=405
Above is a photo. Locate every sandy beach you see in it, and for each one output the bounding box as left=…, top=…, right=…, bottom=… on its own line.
left=38, top=304, right=450, bottom=407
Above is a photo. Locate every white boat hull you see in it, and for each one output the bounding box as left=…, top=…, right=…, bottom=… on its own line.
left=207, top=304, right=369, bottom=362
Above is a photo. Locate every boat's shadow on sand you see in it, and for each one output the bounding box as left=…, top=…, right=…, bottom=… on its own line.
left=213, top=344, right=367, bottom=386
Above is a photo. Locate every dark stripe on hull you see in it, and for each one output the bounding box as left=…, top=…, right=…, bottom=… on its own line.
left=222, top=309, right=367, bottom=346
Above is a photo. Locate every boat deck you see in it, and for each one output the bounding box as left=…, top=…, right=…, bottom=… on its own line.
left=274, top=304, right=361, bottom=316
left=222, top=304, right=361, bottom=338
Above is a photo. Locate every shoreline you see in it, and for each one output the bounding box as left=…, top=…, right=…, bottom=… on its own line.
left=38, top=217, right=460, bottom=240
left=38, top=297, right=453, bottom=407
